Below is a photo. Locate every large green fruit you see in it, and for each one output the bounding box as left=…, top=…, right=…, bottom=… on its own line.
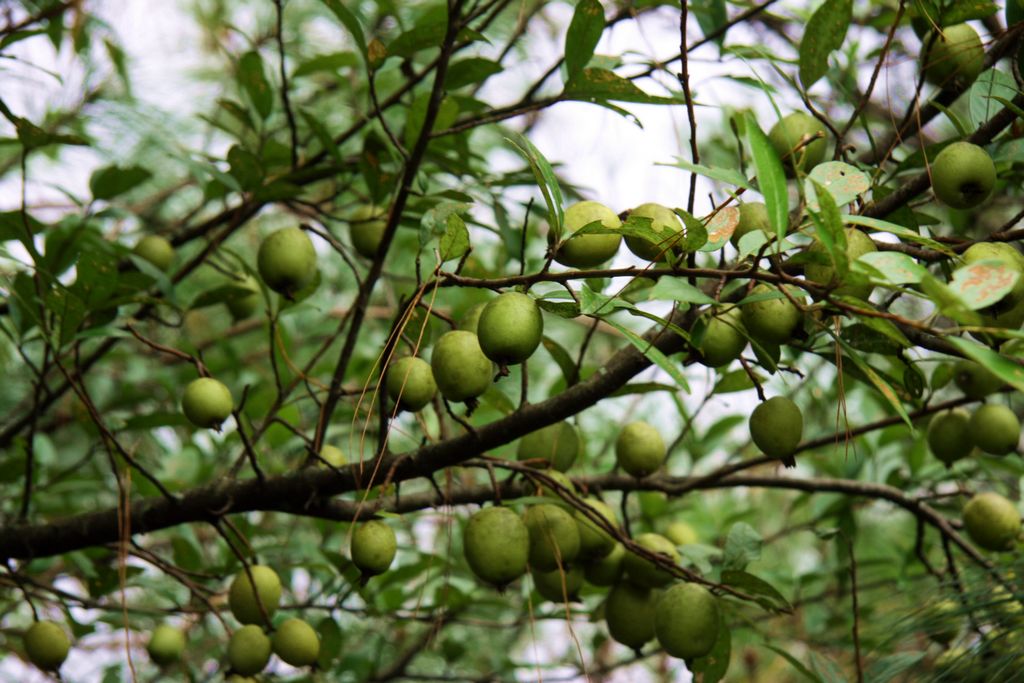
left=605, top=582, right=658, bottom=649
left=351, top=520, right=397, bottom=576
left=624, top=533, right=680, bottom=588
left=463, top=506, right=529, bottom=587
left=554, top=201, right=622, bottom=268
left=654, top=582, right=721, bottom=660
left=625, top=202, right=682, bottom=261
left=927, top=409, right=974, bottom=466
left=615, top=421, right=666, bottom=477
left=477, top=292, right=543, bottom=365
left=740, top=284, right=805, bottom=345
left=225, top=274, right=262, bottom=320
left=665, top=521, right=698, bottom=546
left=228, top=565, right=282, bottom=625
left=348, top=204, right=388, bottom=259
left=533, top=565, right=585, bottom=602
left=585, top=542, right=625, bottom=586
left=931, top=142, right=996, bottom=210
left=953, top=359, right=1004, bottom=399
left=921, top=24, right=984, bottom=87
left=696, top=308, right=747, bottom=368
left=181, top=377, right=234, bottom=429
left=749, top=396, right=803, bottom=463
left=386, top=356, right=437, bottom=411
left=430, top=331, right=493, bottom=402
left=805, top=227, right=878, bottom=300
left=227, top=624, right=271, bottom=676
left=147, top=624, right=186, bottom=665
left=730, top=202, right=772, bottom=247
left=768, top=112, right=827, bottom=175
left=575, top=497, right=618, bottom=559
left=271, top=617, right=320, bottom=666
left=970, top=404, right=1020, bottom=456
left=523, top=504, right=581, bottom=571
left=23, top=621, right=70, bottom=670
left=133, top=235, right=175, bottom=271
left=517, top=421, right=580, bottom=472
left=963, top=492, right=1021, bottom=551
left=257, top=226, right=317, bottom=295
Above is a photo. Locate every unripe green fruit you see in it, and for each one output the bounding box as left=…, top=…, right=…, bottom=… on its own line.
left=23, top=620, right=70, bottom=671
left=554, top=201, right=622, bottom=268
left=921, top=24, right=984, bottom=87
left=319, top=444, right=346, bottom=467
left=226, top=275, right=262, bottom=320
left=386, top=356, right=437, bottom=411
left=457, top=302, right=487, bottom=333
left=533, top=565, right=585, bottom=602
left=741, top=284, right=804, bottom=345
left=523, top=503, right=581, bottom=571
left=351, top=520, right=397, bottom=576
left=625, top=203, right=682, bottom=261
left=228, top=624, right=271, bottom=676
left=730, top=202, right=772, bottom=247
left=931, top=142, right=996, bottom=209
left=271, top=617, right=320, bottom=667
left=430, top=331, right=493, bottom=402
left=585, top=542, right=625, bottom=586
left=654, top=582, right=721, bottom=660
left=749, top=396, right=803, bottom=461
left=615, top=421, right=666, bottom=477
left=228, top=565, right=282, bottom=625
left=605, top=582, right=658, bottom=649
left=963, top=491, right=1021, bottom=551
left=624, top=533, right=680, bottom=588
left=257, top=226, right=317, bottom=295
left=575, top=497, right=618, bottom=559
left=463, top=506, right=530, bottom=587
left=665, top=521, right=698, bottom=546
left=925, top=599, right=961, bottom=645
left=147, top=624, right=186, bottom=665
left=805, top=228, right=878, bottom=300
left=181, top=377, right=234, bottom=429
left=536, top=468, right=577, bottom=499
left=133, top=235, right=175, bottom=271
left=517, top=421, right=580, bottom=472
left=696, top=308, right=747, bottom=368
left=348, top=204, right=388, bottom=259
left=768, top=112, right=827, bottom=175
left=953, top=359, right=1004, bottom=399
left=970, top=404, right=1020, bottom=455
left=477, top=292, right=544, bottom=365
left=927, top=409, right=974, bottom=466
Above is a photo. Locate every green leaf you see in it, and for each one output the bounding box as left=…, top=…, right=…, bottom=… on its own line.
left=809, top=651, right=849, bottom=683
left=698, top=206, right=736, bottom=252
left=799, top=0, right=852, bottom=88
left=600, top=316, right=691, bottom=393
left=565, top=0, right=605, bottom=79
left=805, top=162, right=870, bottom=209
left=439, top=214, right=469, bottom=261
left=320, top=0, right=367, bottom=57
left=948, top=259, right=1021, bottom=310
left=864, top=653, right=926, bottom=683
left=713, top=369, right=757, bottom=394
left=969, top=69, right=1019, bottom=130
left=446, top=57, right=502, bottom=89
left=300, top=111, right=343, bottom=164
left=542, top=336, right=577, bottom=386
left=238, top=51, right=273, bottom=119
left=505, top=133, right=564, bottom=239
left=648, top=277, right=715, bottom=305
left=943, top=0, right=999, bottom=23
left=809, top=179, right=847, bottom=276
left=689, top=621, right=731, bottom=682
left=831, top=328, right=913, bottom=428
left=744, top=112, right=787, bottom=241
left=720, top=569, right=792, bottom=612
left=947, top=337, right=1024, bottom=394
left=564, top=68, right=680, bottom=105
left=722, top=522, right=761, bottom=572
left=764, top=644, right=823, bottom=683
left=388, top=6, right=447, bottom=59
left=292, top=51, right=359, bottom=78
left=855, top=251, right=928, bottom=285
left=691, top=0, right=729, bottom=47
left=663, top=157, right=753, bottom=190
left=89, top=165, right=151, bottom=201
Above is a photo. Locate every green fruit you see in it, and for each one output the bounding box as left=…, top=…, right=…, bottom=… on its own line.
left=477, top=292, right=544, bottom=365
left=536, top=468, right=577, bottom=499
left=226, top=275, right=262, bottom=320
left=654, top=582, right=721, bottom=660
left=517, top=421, right=580, bottom=472
left=147, top=624, right=186, bottom=665
left=523, top=503, right=581, bottom=571
left=457, top=302, right=487, bottom=333
left=740, top=284, right=805, bottom=345
left=464, top=506, right=530, bottom=587
left=970, top=404, right=1020, bottom=456
left=257, top=226, right=317, bottom=295
left=554, top=201, right=622, bottom=268
left=921, top=24, right=984, bottom=87
left=931, top=142, right=996, bottom=209
left=963, top=491, right=1021, bottom=551
left=430, top=331, right=493, bottom=402
left=575, top=497, right=618, bottom=559
left=665, top=521, right=698, bottom=546
left=605, top=582, right=658, bottom=649
left=615, top=421, right=666, bottom=477
left=319, top=444, right=346, bottom=467
left=696, top=308, right=747, bottom=368
left=730, top=202, right=772, bottom=247
left=927, top=409, right=974, bottom=466
left=228, top=565, right=282, bottom=625
left=533, top=565, right=585, bottom=602
left=351, top=520, right=397, bottom=576
left=953, top=359, right=1004, bottom=399
left=624, top=533, right=680, bottom=588
left=23, top=621, right=70, bottom=671
left=768, top=112, right=827, bottom=175
left=348, top=204, right=388, bottom=259
left=386, top=356, right=437, bottom=411
left=228, top=624, right=271, bottom=676
left=625, top=203, right=682, bottom=261
left=925, top=599, right=961, bottom=645
left=749, top=396, right=803, bottom=461
left=181, top=377, right=234, bottom=429
left=133, top=235, right=175, bottom=271
left=805, top=227, right=878, bottom=300
left=585, top=543, right=625, bottom=586
left=271, top=617, right=320, bottom=667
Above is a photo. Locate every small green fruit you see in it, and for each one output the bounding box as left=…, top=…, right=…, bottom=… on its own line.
left=23, top=620, right=70, bottom=671
left=605, top=582, right=658, bottom=649
left=624, top=533, right=680, bottom=588
left=517, top=421, right=580, bottom=472
left=730, top=202, right=772, bottom=247
left=271, top=617, right=320, bottom=667
left=927, top=409, right=974, bottom=466
left=768, top=112, right=827, bottom=175
left=584, top=543, right=625, bottom=586
left=319, top=444, right=346, bottom=467
left=477, top=292, right=544, bottom=365
left=749, top=396, right=803, bottom=463
left=615, top=421, right=666, bottom=477
left=464, top=506, right=530, bottom=587
left=430, top=331, right=493, bottom=402
left=386, top=356, right=437, bottom=411
left=257, top=226, right=317, bottom=295
left=805, top=227, right=878, bottom=300
left=228, top=624, right=271, bottom=676
left=741, top=284, right=805, bottom=345
left=351, top=520, right=397, bottom=576
left=228, top=565, right=282, bottom=625
left=536, top=468, right=577, bottom=499
left=457, top=302, right=487, bottom=333
left=665, top=521, right=698, bottom=547
left=953, top=359, right=1004, bottom=399
left=523, top=504, right=581, bottom=572
left=554, top=201, right=622, bottom=268
left=696, top=308, right=747, bottom=368
left=654, top=582, right=721, bottom=660
left=625, top=203, right=682, bottom=261
left=931, top=142, right=996, bottom=209
left=225, top=275, right=262, bottom=320
left=921, top=24, right=984, bottom=87
left=970, top=404, right=1020, bottom=455
left=133, top=235, right=175, bottom=271
left=575, top=497, right=618, bottom=559
left=181, top=377, right=234, bottom=429
left=147, top=624, right=186, bottom=665
left=963, top=491, right=1021, bottom=551
left=532, top=565, right=585, bottom=602
left=348, top=205, right=388, bottom=259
